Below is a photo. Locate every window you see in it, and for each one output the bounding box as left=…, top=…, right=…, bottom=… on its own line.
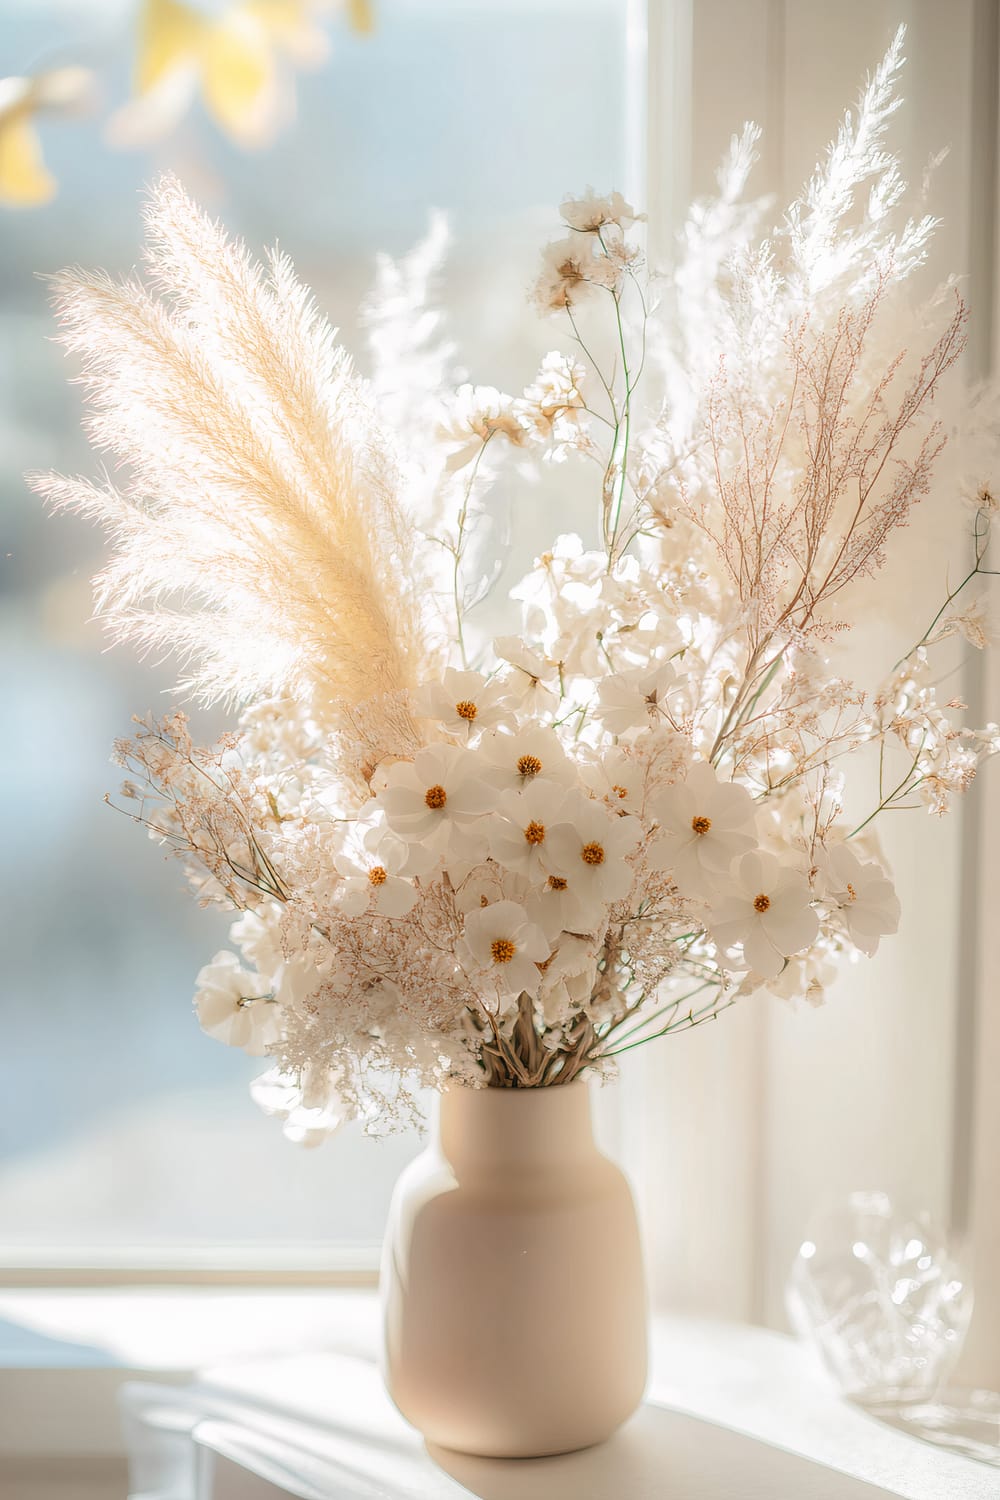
left=627, top=2, right=999, bottom=1364
left=0, top=0, right=628, bottom=1265
left=4, top=3, right=998, bottom=1396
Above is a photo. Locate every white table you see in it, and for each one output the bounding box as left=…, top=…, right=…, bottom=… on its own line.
left=116, top=1296, right=1000, bottom=1500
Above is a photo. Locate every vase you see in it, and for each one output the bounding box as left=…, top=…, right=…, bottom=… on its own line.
left=379, top=1078, right=647, bottom=1458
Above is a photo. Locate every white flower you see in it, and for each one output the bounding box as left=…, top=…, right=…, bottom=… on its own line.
left=509, top=533, right=600, bottom=663
left=492, top=635, right=560, bottom=715
left=229, top=909, right=316, bottom=1009
left=521, top=350, right=586, bottom=413
left=460, top=900, right=550, bottom=1002
left=376, top=743, right=493, bottom=855
left=710, top=852, right=820, bottom=981
left=229, top=907, right=285, bottom=977
left=508, top=537, right=676, bottom=680
left=538, top=936, right=599, bottom=1024
left=477, top=723, right=574, bottom=793
left=194, top=951, right=279, bottom=1056
left=489, top=780, right=570, bottom=879
left=818, top=843, right=900, bottom=957
left=413, top=668, right=511, bottom=738
left=580, top=745, right=645, bottom=814
left=334, top=824, right=434, bottom=918
left=494, top=636, right=559, bottom=683
left=648, top=762, right=757, bottom=890
left=594, top=662, right=677, bottom=736
left=250, top=1064, right=347, bottom=1146
left=560, top=189, right=644, bottom=232
left=438, top=384, right=526, bottom=469
left=526, top=873, right=604, bottom=942
left=531, top=235, right=617, bottom=313
left=545, top=792, right=640, bottom=905
left=451, top=863, right=528, bottom=916
left=516, top=352, right=589, bottom=457
left=764, top=948, right=838, bottom=1008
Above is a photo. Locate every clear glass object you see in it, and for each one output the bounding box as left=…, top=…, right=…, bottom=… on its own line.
left=874, top=1388, right=1000, bottom=1466
left=786, top=1190, right=972, bottom=1406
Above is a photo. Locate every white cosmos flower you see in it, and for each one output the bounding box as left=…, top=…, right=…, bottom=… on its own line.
left=452, top=863, right=528, bottom=916
left=763, top=948, right=838, bottom=1008
left=413, top=668, right=511, bottom=738
left=492, top=635, right=560, bottom=716
left=648, top=761, right=757, bottom=890
left=194, top=951, right=280, bottom=1056
left=334, top=824, right=434, bottom=918
left=526, top=873, right=604, bottom=942
left=460, top=900, right=550, bottom=1002
left=818, top=843, right=901, bottom=957
left=594, top=662, right=677, bottom=736
left=477, top=724, right=574, bottom=793
left=489, top=780, right=570, bottom=879
left=580, top=745, right=645, bottom=814
left=376, top=743, right=493, bottom=855
left=710, top=852, right=820, bottom=980
left=545, top=792, right=640, bottom=905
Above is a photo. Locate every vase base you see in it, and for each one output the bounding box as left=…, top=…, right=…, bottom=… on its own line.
left=425, top=1428, right=623, bottom=1463
left=425, top=1416, right=638, bottom=1464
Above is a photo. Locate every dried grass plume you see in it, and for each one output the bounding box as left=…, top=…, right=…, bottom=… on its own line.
left=30, top=174, right=436, bottom=723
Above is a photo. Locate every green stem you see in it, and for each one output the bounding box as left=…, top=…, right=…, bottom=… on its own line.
left=450, top=435, right=494, bottom=668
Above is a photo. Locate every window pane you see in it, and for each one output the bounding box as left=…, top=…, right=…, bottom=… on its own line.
left=0, top=0, right=627, bottom=1254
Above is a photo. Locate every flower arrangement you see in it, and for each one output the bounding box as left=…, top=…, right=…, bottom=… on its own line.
left=33, top=32, right=999, bottom=1141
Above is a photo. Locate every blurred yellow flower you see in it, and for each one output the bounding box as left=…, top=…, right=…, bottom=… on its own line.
left=109, top=0, right=365, bottom=151
left=0, top=67, right=95, bottom=208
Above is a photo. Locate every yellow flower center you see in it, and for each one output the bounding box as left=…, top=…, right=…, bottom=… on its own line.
left=480, top=894, right=489, bottom=907
left=368, top=865, right=387, bottom=886
left=491, top=938, right=516, bottom=964
left=548, top=876, right=568, bottom=891
left=517, top=753, right=543, bottom=777
left=524, top=820, right=546, bottom=845
left=581, top=841, right=605, bottom=866
left=753, top=893, right=771, bottom=913
left=691, top=815, right=712, bottom=835
left=846, top=882, right=857, bottom=903
left=612, top=784, right=629, bottom=800
left=455, top=700, right=478, bottom=722
left=424, top=784, right=447, bottom=809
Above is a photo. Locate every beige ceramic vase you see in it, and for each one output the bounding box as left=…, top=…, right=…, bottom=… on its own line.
left=380, top=1079, right=647, bottom=1458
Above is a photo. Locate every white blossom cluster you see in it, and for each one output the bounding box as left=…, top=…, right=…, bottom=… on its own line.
left=178, top=618, right=908, bottom=1141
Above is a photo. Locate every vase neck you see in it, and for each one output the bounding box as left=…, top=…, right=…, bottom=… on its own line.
left=437, top=1081, right=596, bottom=1169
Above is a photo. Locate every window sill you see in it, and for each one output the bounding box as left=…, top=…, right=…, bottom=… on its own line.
left=0, top=1288, right=996, bottom=1499
left=0, top=1244, right=380, bottom=1288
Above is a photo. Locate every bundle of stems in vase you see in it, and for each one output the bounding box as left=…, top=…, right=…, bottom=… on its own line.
left=34, top=31, right=999, bottom=1139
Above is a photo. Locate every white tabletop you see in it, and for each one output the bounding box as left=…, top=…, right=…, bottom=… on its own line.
left=116, top=1297, right=1000, bottom=1500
